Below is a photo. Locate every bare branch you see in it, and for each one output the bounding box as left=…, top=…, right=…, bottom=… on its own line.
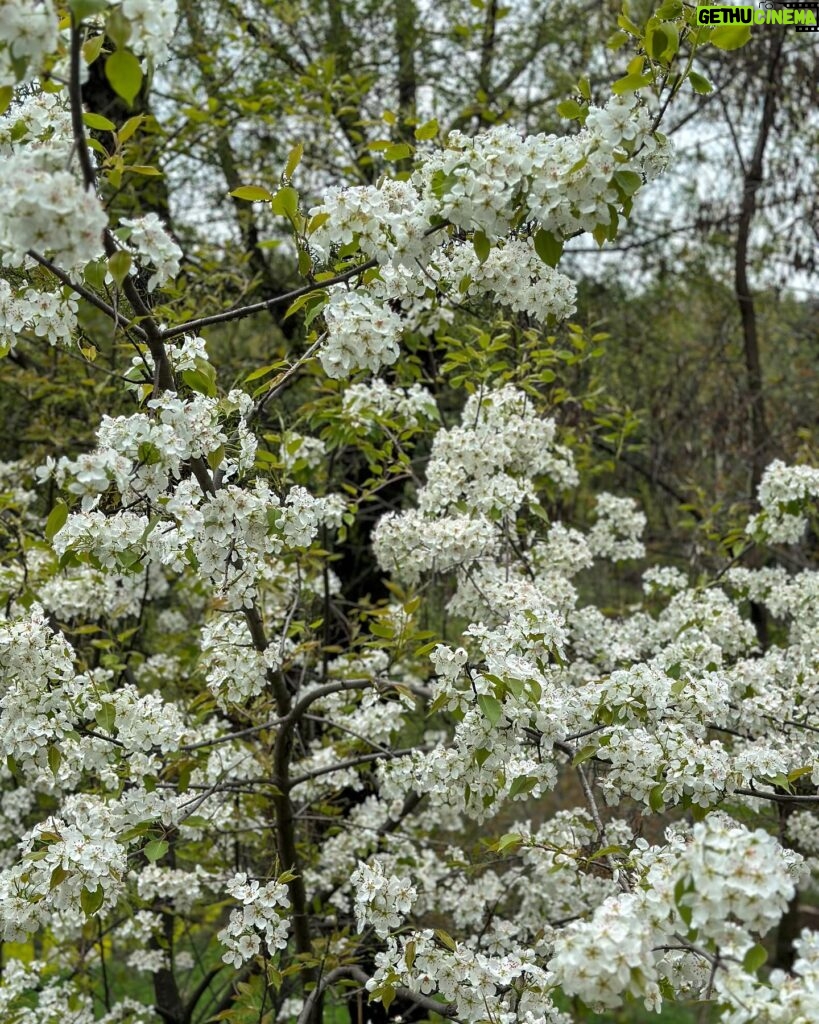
left=161, top=259, right=378, bottom=342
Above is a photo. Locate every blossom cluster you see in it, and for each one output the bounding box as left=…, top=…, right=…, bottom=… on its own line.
left=310, top=93, right=668, bottom=377
left=217, top=872, right=290, bottom=968
left=118, top=213, right=182, bottom=291
left=550, top=815, right=804, bottom=1010
left=320, top=289, right=402, bottom=378
left=0, top=279, right=78, bottom=354
left=0, top=1, right=58, bottom=88
left=0, top=0, right=177, bottom=91
left=341, top=379, right=438, bottom=429
left=373, top=385, right=578, bottom=584
left=749, top=458, right=819, bottom=543
left=350, top=859, right=417, bottom=937
left=0, top=795, right=127, bottom=940
left=0, top=152, right=107, bottom=269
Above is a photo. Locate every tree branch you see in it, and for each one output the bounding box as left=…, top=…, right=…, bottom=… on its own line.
left=161, top=259, right=378, bottom=342
left=28, top=249, right=146, bottom=334
left=297, top=965, right=457, bottom=1024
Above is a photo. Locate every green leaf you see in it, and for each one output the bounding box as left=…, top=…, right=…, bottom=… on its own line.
left=94, top=703, right=116, bottom=733
left=144, top=839, right=169, bottom=862
left=50, top=864, right=69, bottom=890
left=611, top=72, right=654, bottom=95
left=556, top=99, right=583, bottom=120
left=83, top=112, right=115, bottom=132
left=284, top=290, right=323, bottom=320
left=82, top=34, right=105, bottom=64
left=571, top=744, right=598, bottom=766
left=711, top=23, right=752, bottom=51
left=125, top=164, right=162, bottom=176
left=207, top=445, right=225, bottom=471
left=284, top=141, right=303, bottom=179
left=84, top=260, right=108, bottom=292
left=48, top=745, right=62, bottom=776
left=119, top=821, right=152, bottom=843
left=379, top=985, right=395, bottom=1012
left=384, top=142, right=413, bottom=162
left=674, top=878, right=693, bottom=926
left=649, top=26, right=669, bottom=60
left=606, top=29, right=629, bottom=50
left=107, top=250, right=132, bottom=288
left=533, top=228, right=563, bottom=267
left=495, top=832, right=523, bottom=852
left=230, top=185, right=274, bottom=202
left=477, top=693, right=502, bottom=726
left=118, top=114, right=144, bottom=143
left=105, top=50, right=143, bottom=106
left=244, top=362, right=285, bottom=383
left=304, top=295, right=327, bottom=329
left=105, top=6, right=132, bottom=47
left=689, top=71, right=713, bottom=95
left=45, top=501, right=68, bottom=541
left=0, top=86, right=13, bottom=116
left=588, top=844, right=624, bottom=862
left=308, top=211, right=331, bottom=234
left=370, top=622, right=395, bottom=640
left=649, top=782, right=666, bottom=812
left=743, top=943, right=768, bottom=974
left=180, top=815, right=212, bottom=830
left=509, top=775, right=538, bottom=798
left=182, top=367, right=217, bottom=397
left=764, top=772, right=794, bottom=794
left=434, top=929, right=456, bottom=951
left=271, top=186, right=299, bottom=219
left=614, top=170, right=642, bottom=196
left=414, top=118, right=438, bottom=140
left=81, top=884, right=105, bottom=917
left=473, top=230, right=491, bottom=264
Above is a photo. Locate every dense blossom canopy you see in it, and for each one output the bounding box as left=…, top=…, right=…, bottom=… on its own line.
left=0, top=3, right=817, bottom=1024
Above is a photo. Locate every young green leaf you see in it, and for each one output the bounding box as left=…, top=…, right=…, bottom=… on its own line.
left=45, top=501, right=68, bottom=541
left=285, top=141, right=304, bottom=179
left=81, top=884, right=105, bottom=917
left=534, top=229, right=563, bottom=267
left=230, top=185, right=274, bottom=202
left=414, top=119, right=439, bottom=140
left=144, top=839, right=169, bottom=862
left=83, top=112, right=116, bottom=132
left=711, top=24, right=752, bottom=51
left=473, top=230, right=491, bottom=264
left=743, top=943, right=768, bottom=974
left=105, top=50, right=143, bottom=106
left=477, top=692, right=502, bottom=726
left=689, top=71, right=713, bottom=95
left=107, top=250, right=132, bottom=288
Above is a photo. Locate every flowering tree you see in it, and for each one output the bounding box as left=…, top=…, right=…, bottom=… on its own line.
left=1, top=3, right=818, bottom=1024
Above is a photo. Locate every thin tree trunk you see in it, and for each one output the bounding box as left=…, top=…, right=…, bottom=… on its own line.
left=734, top=30, right=783, bottom=495
left=394, top=0, right=418, bottom=144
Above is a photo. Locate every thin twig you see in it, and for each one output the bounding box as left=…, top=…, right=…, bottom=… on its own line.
left=161, top=260, right=378, bottom=341
left=27, top=249, right=148, bottom=339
